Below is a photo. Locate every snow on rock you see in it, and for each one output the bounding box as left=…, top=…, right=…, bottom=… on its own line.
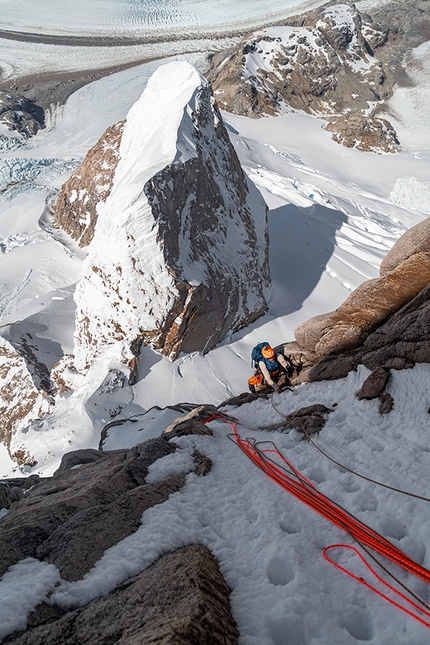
left=0, top=336, right=54, bottom=466
left=53, top=120, right=125, bottom=247
left=72, top=61, right=270, bottom=369
left=0, top=91, right=44, bottom=139
left=292, top=218, right=430, bottom=367
left=207, top=4, right=399, bottom=153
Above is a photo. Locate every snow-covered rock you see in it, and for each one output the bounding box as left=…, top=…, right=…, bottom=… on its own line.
left=53, top=120, right=125, bottom=248
left=72, top=61, right=270, bottom=369
left=207, top=3, right=399, bottom=153
left=0, top=91, right=44, bottom=138
left=0, top=337, right=53, bottom=465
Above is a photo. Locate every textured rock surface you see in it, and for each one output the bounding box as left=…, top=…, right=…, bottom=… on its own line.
left=295, top=220, right=430, bottom=358
left=287, top=282, right=430, bottom=386
left=0, top=337, right=53, bottom=462
left=263, top=404, right=333, bottom=435
left=207, top=3, right=399, bottom=152
left=70, top=61, right=269, bottom=369
left=0, top=90, right=44, bottom=137
left=325, top=114, right=399, bottom=153
left=4, top=545, right=239, bottom=645
left=53, top=120, right=125, bottom=247
left=356, top=366, right=390, bottom=400
left=0, top=437, right=191, bottom=579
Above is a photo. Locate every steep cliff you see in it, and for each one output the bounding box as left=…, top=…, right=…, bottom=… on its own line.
left=71, top=61, right=270, bottom=369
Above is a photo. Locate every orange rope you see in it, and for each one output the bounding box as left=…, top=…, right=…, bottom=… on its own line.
left=204, top=412, right=430, bottom=627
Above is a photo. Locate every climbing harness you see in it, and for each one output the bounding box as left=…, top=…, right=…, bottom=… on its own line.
left=203, top=410, right=430, bottom=629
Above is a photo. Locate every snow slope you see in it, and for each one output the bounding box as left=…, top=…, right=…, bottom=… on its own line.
left=3, top=364, right=430, bottom=644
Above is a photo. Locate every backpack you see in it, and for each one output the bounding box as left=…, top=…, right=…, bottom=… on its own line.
left=251, top=342, right=281, bottom=374
left=251, top=342, right=272, bottom=367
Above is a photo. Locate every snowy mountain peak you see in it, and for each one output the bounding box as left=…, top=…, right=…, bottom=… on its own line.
left=71, top=61, right=270, bottom=372
left=207, top=3, right=399, bottom=153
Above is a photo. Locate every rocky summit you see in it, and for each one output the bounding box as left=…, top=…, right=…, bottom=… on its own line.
left=206, top=1, right=420, bottom=153
left=56, top=61, right=269, bottom=372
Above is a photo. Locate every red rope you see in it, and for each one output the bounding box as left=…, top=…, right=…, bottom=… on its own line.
left=204, top=412, right=430, bottom=627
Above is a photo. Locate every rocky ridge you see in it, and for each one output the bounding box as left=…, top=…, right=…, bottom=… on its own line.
left=206, top=0, right=430, bottom=153
left=0, top=413, right=238, bottom=644
left=53, top=120, right=125, bottom=247
left=65, top=61, right=269, bottom=370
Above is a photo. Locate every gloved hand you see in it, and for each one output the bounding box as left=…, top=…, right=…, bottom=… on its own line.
left=277, top=387, right=283, bottom=394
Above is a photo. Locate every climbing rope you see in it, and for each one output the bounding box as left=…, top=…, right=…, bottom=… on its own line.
left=203, top=411, right=430, bottom=628
left=269, top=395, right=430, bottom=503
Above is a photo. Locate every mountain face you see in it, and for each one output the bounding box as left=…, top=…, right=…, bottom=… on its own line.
left=207, top=3, right=399, bottom=153
left=0, top=337, right=53, bottom=463
left=53, top=120, right=125, bottom=248
left=67, top=61, right=269, bottom=370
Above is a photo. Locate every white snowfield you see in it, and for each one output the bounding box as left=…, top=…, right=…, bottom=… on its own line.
left=1, top=3, right=430, bottom=642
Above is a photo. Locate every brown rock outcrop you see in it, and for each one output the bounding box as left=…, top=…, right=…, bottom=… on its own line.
left=53, top=120, right=125, bottom=247
left=286, top=277, right=430, bottom=386
left=207, top=3, right=399, bottom=152
left=295, top=219, right=430, bottom=358
left=325, top=114, right=399, bottom=153
left=4, top=545, right=239, bottom=645
left=0, top=337, right=53, bottom=463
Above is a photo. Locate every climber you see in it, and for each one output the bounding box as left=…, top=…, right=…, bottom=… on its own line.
left=248, top=343, right=291, bottom=394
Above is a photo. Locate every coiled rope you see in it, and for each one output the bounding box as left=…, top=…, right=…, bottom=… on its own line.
left=204, top=411, right=430, bottom=628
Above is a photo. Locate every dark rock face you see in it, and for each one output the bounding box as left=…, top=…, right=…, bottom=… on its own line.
left=4, top=545, right=239, bottom=645
left=0, top=91, right=44, bottom=137
left=53, top=120, right=125, bottom=247
left=0, top=437, right=188, bottom=580
left=357, top=366, right=390, bottom=400
left=263, top=403, right=333, bottom=435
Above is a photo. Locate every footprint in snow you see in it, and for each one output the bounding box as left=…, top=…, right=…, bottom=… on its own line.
left=266, top=555, right=295, bottom=587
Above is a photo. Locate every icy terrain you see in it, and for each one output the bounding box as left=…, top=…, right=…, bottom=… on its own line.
left=1, top=2, right=430, bottom=643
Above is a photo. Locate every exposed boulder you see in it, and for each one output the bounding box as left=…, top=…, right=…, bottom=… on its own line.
left=356, top=366, right=390, bottom=400
left=295, top=220, right=430, bottom=358
left=4, top=545, right=239, bottom=645
left=207, top=3, right=398, bottom=152
left=70, top=61, right=269, bottom=369
left=262, top=404, right=333, bottom=435
left=281, top=218, right=430, bottom=386
left=325, top=114, right=399, bottom=153
left=0, top=91, right=44, bottom=138
left=287, top=279, right=430, bottom=386
left=53, top=120, right=125, bottom=247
